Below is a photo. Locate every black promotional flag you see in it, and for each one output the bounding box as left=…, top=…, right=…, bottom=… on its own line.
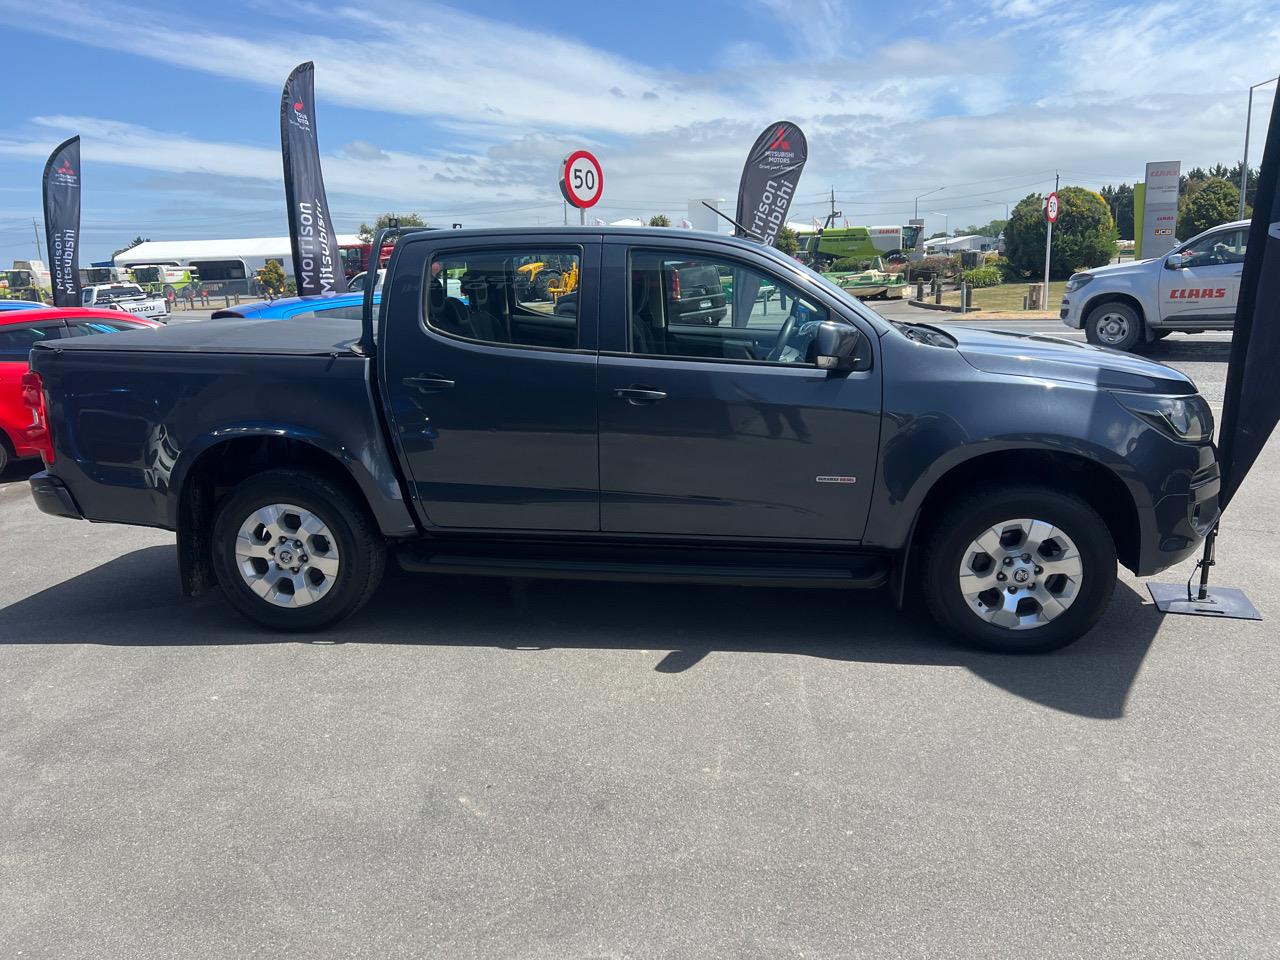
left=734, top=121, right=808, bottom=246
left=1219, top=87, right=1280, bottom=509
left=280, top=62, right=346, bottom=296
left=42, top=136, right=81, bottom=307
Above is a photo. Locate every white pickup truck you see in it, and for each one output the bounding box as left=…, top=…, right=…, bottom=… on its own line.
left=1060, top=218, right=1248, bottom=351
left=81, top=282, right=170, bottom=322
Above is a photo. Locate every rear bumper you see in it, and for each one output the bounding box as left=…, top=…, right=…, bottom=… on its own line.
left=28, top=471, right=85, bottom=521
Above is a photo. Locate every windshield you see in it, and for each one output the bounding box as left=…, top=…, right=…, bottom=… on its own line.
left=132, top=267, right=162, bottom=283
left=901, top=225, right=922, bottom=250
left=98, top=284, right=144, bottom=301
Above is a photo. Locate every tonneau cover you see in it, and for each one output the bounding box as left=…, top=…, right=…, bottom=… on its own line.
left=32, top=315, right=362, bottom=356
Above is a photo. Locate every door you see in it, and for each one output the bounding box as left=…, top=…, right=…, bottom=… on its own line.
left=380, top=239, right=601, bottom=531
left=1158, top=227, right=1247, bottom=326
left=597, top=242, right=882, bottom=541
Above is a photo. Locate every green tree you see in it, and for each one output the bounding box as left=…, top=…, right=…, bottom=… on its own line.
left=112, top=235, right=149, bottom=257
left=957, top=219, right=1007, bottom=238
left=256, top=259, right=288, bottom=299
left=357, top=212, right=427, bottom=241
left=1177, top=178, right=1241, bottom=240
left=647, top=214, right=671, bottom=227
left=1099, top=183, right=1135, bottom=240
left=1004, top=186, right=1117, bottom=280
left=774, top=226, right=799, bottom=256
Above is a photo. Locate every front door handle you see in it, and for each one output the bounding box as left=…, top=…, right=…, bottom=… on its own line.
left=404, top=376, right=455, bottom=391
left=614, top=385, right=667, bottom=404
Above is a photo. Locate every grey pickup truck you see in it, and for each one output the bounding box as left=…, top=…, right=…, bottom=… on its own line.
left=24, top=227, right=1219, bottom=652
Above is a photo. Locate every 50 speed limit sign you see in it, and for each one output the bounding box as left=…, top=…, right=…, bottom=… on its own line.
left=561, top=150, right=604, bottom=208
left=1046, top=191, right=1060, bottom=223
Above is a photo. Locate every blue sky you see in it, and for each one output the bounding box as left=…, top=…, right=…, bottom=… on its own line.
left=1, top=0, right=1276, bottom=262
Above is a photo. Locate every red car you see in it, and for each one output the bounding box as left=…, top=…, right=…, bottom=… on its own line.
left=0, top=307, right=161, bottom=473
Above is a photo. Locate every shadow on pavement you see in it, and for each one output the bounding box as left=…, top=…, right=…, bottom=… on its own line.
left=0, top=459, right=40, bottom=484
left=1142, top=339, right=1232, bottom=363
left=0, top=545, right=1165, bottom=719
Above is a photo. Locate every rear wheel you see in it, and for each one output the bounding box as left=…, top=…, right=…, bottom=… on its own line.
left=211, top=468, right=385, bottom=631
left=1086, top=301, right=1143, bottom=351
left=0, top=434, right=12, bottom=476
left=922, top=485, right=1116, bottom=653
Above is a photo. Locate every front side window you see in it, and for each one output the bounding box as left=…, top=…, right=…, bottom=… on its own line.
left=628, top=250, right=829, bottom=364
left=1179, top=229, right=1247, bottom=267
left=425, top=249, right=580, bottom=350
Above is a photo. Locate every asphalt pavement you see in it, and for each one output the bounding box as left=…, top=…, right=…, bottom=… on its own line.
left=0, top=309, right=1275, bottom=959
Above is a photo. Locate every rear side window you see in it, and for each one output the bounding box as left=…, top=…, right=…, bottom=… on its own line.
left=0, top=322, right=68, bottom=360
left=424, top=248, right=580, bottom=350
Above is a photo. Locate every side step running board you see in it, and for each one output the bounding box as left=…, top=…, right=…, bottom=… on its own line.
left=397, top=546, right=889, bottom=590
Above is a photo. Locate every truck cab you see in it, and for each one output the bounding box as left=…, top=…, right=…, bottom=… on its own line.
left=1060, top=219, right=1249, bottom=351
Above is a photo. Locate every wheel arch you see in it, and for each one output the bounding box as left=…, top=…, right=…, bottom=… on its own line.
left=171, top=430, right=406, bottom=596
left=894, top=447, right=1143, bottom=607
left=1082, top=291, right=1149, bottom=330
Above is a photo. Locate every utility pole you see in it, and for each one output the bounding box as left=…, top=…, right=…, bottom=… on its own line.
left=1043, top=171, right=1059, bottom=311
left=31, top=218, right=42, bottom=260
left=823, top=186, right=842, bottom=230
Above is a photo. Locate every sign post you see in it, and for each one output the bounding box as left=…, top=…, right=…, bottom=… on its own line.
left=1042, top=186, right=1059, bottom=310
left=560, top=150, right=604, bottom=225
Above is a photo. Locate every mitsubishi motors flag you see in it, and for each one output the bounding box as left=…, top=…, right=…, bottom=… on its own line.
left=734, top=122, right=808, bottom=246
left=42, top=136, right=81, bottom=307
left=1219, top=85, right=1280, bottom=508
left=280, top=62, right=346, bottom=296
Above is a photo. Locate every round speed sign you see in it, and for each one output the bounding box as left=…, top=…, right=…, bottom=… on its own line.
left=1046, top=191, right=1060, bottom=223
left=562, top=150, right=604, bottom=208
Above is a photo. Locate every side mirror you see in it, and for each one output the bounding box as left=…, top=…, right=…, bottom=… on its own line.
left=814, top=321, right=871, bottom=373
left=1165, top=253, right=1187, bottom=270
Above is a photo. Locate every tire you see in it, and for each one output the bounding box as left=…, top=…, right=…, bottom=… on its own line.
left=210, top=468, right=386, bottom=631
left=0, top=434, right=11, bottom=476
left=921, top=485, right=1117, bottom=654
left=1085, top=301, right=1143, bottom=351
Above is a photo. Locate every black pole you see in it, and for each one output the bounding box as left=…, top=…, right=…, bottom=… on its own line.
left=1194, top=525, right=1217, bottom=601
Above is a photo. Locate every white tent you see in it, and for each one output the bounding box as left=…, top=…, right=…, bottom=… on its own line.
left=609, top=218, right=645, bottom=227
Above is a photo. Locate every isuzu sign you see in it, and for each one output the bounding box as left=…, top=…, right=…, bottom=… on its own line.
left=735, top=122, right=808, bottom=246
left=280, top=62, right=346, bottom=297
left=42, top=136, right=81, bottom=307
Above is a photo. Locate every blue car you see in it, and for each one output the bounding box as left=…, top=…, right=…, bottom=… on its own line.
left=0, top=299, right=49, bottom=312
left=212, top=292, right=373, bottom=321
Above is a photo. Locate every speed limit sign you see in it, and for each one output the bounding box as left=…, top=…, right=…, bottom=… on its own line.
left=1046, top=191, right=1060, bottom=223
left=561, top=150, right=604, bottom=208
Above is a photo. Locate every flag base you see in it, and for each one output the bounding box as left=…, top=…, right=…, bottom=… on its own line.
left=1146, top=581, right=1262, bottom=620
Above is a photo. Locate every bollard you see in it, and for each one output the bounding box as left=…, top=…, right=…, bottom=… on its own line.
left=933, top=280, right=942, bottom=305
left=961, top=282, right=970, bottom=313
left=915, top=280, right=924, bottom=301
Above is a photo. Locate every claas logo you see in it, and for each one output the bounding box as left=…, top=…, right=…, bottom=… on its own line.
left=1169, top=288, right=1228, bottom=300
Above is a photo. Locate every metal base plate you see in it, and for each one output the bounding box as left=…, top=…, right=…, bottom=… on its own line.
left=1147, top=582, right=1263, bottom=620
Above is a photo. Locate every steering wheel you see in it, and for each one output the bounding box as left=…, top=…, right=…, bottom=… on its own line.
left=766, top=305, right=800, bottom=362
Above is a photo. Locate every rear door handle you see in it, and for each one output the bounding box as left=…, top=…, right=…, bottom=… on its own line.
left=614, top=385, right=667, bottom=404
left=403, top=376, right=455, bottom=391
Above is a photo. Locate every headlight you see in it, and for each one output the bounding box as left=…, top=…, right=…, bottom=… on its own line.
left=1064, top=273, right=1094, bottom=294
left=1113, top=392, right=1213, bottom=442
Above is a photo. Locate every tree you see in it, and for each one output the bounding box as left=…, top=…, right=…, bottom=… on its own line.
left=256, top=259, right=288, bottom=300
left=112, top=235, right=149, bottom=257
left=957, top=219, right=1007, bottom=239
left=774, top=226, right=799, bottom=256
left=1099, top=183, right=1135, bottom=240
left=647, top=214, right=671, bottom=227
left=1178, top=178, right=1242, bottom=240
left=357, top=212, right=427, bottom=242
left=1004, top=187, right=1117, bottom=280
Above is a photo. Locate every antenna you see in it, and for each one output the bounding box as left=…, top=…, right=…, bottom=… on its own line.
left=700, top=202, right=766, bottom=242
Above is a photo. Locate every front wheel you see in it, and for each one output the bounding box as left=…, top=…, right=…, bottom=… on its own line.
left=211, top=468, right=385, bottom=631
left=1086, top=301, right=1143, bottom=351
left=922, top=485, right=1116, bottom=653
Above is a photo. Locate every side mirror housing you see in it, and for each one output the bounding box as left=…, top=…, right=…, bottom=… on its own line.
left=1165, top=253, right=1187, bottom=270
left=814, top=321, right=872, bottom=373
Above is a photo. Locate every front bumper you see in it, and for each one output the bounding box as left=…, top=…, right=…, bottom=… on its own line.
left=1135, top=454, right=1220, bottom=576
left=28, top=471, right=84, bottom=521
left=1059, top=294, right=1085, bottom=329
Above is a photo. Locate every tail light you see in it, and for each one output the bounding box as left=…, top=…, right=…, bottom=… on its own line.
left=670, top=268, right=681, bottom=301
left=20, top=371, right=55, bottom=464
